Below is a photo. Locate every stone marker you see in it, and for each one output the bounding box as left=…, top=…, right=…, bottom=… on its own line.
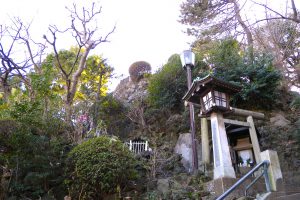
left=260, top=150, right=283, bottom=191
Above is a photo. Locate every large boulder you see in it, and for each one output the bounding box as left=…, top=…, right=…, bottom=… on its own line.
left=270, top=113, right=291, bottom=127
left=174, top=133, right=202, bottom=172
left=157, top=178, right=170, bottom=197
left=113, top=61, right=151, bottom=106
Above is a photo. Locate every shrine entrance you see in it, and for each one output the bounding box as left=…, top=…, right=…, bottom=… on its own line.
left=183, top=75, right=263, bottom=179
left=226, top=122, right=258, bottom=176
left=181, top=66, right=283, bottom=196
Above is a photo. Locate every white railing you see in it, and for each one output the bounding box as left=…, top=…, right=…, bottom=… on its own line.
left=127, top=140, right=149, bottom=154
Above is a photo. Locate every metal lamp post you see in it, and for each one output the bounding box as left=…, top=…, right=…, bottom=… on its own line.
left=180, top=50, right=198, bottom=171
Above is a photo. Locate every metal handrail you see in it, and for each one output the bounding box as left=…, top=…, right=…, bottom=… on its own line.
left=216, top=160, right=271, bottom=200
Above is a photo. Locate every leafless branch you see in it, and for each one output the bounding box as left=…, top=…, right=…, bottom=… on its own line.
left=251, top=0, right=300, bottom=23
left=67, top=46, right=82, bottom=77
left=0, top=18, right=45, bottom=100
left=42, top=2, right=115, bottom=123
left=7, top=21, right=22, bottom=56
left=291, top=0, right=298, bottom=20
left=44, top=26, right=68, bottom=78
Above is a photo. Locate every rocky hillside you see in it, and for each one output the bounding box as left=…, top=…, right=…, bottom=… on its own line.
left=259, top=112, right=300, bottom=186
left=113, top=77, right=149, bottom=106
left=111, top=73, right=300, bottom=199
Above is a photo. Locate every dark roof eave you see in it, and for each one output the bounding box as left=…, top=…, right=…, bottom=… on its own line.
left=182, top=75, right=241, bottom=102
left=182, top=80, right=198, bottom=101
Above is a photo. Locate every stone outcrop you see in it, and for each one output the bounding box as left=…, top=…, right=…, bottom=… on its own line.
left=270, top=113, right=291, bottom=127
left=146, top=173, right=210, bottom=199
left=113, top=77, right=148, bottom=106
left=157, top=178, right=170, bottom=197
left=174, top=133, right=202, bottom=172
left=259, top=111, right=300, bottom=187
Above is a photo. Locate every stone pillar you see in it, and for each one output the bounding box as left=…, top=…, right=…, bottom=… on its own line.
left=201, top=118, right=210, bottom=164
left=210, top=112, right=236, bottom=179
left=175, top=133, right=202, bottom=172
left=260, top=150, right=282, bottom=191
left=247, top=116, right=261, bottom=163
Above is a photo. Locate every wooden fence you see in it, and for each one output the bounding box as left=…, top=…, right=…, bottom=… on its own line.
left=127, top=140, right=149, bottom=154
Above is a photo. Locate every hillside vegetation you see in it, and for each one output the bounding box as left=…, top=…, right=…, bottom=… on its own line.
left=1, top=0, right=300, bottom=199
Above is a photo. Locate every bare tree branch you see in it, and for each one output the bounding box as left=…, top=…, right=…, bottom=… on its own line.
left=252, top=0, right=300, bottom=23
left=67, top=46, right=82, bottom=77
left=43, top=2, right=115, bottom=124
left=44, top=27, right=68, bottom=78
left=291, top=0, right=298, bottom=20
left=0, top=18, right=45, bottom=101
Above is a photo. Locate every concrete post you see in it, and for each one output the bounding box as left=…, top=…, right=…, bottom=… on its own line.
left=260, top=150, right=282, bottom=191
left=201, top=118, right=210, bottom=164
left=210, top=112, right=236, bottom=179
left=129, top=140, right=132, bottom=151
left=145, top=141, right=148, bottom=151
left=247, top=116, right=261, bottom=163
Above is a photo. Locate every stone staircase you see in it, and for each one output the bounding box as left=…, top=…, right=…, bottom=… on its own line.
left=262, top=186, right=300, bottom=200
left=253, top=180, right=300, bottom=200
left=267, top=192, right=300, bottom=200
left=207, top=176, right=300, bottom=200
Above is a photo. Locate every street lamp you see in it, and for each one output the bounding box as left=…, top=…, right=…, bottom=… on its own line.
left=180, top=50, right=195, bottom=88
left=180, top=50, right=198, bottom=171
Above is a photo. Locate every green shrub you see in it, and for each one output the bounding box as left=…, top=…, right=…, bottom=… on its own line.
left=0, top=130, right=70, bottom=199
left=129, top=61, right=151, bottom=83
left=65, top=136, right=137, bottom=199
left=147, top=54, right=205, bottom=111
left=0, top=99, right=72, bottom=199
left=290, top=93, right=300, bottom=111
left=230, top=53, right=281, bottom=109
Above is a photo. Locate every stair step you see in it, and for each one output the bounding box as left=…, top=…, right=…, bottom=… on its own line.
left=265, top=190, right=300, bottom=200
left=255, top=192, right=271, bottom=200
left=274, top=193, right=300, bottom=200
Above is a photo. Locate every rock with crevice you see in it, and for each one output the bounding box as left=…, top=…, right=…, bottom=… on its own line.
left=174, top=133, right=202, bottom=172
left=270, top=113, right=291, bottom=127
left=113, top=77, right=148, bottom=106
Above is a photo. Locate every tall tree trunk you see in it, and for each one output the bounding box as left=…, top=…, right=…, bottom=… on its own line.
left=232, top=0, right=254, bottom=62
left=0, top=78, right=11, bottom=102
left=65, top=99, right=73, bottom=125
left=64, top=47, right=91, bottom=125
left=26, top=82, right=36, bottom=102
left=93, top=70, right=104, bottom=129
left=65, top=48, right=91, bottom=125
left=65, top=79, right=73, bottom=124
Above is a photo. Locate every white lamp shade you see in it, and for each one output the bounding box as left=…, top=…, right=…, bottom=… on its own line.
left=201, top=90, right=228, bottom=112
left=180, top=50, right=195, bottom=68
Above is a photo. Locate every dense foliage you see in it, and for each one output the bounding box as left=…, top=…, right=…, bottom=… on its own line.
left=147, top=54, right=206, bottom=111
left=41, top=49, right=112, bottom=124
left=148, top=39, right=281, bottom=111
left=290, top=92, right=300, bottom=111
left=179, top=0, right=300, bottom=90
left=89, top=94, right=132, bottom=139
left=0, top=4, right=117, bottom=198
left=207, top=39, right=282, bottom=109
left=0, top=100, right=71, bottom=199
left=65, top=136, right=137, bottom=199
left=0, top=1, right=298, bottom=199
